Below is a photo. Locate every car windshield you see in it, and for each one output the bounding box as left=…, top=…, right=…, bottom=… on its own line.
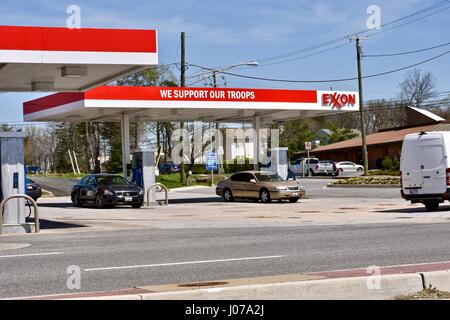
left=96, top=176, right=130, bottom=185
left=26, top=178, right=34, bottom=184
left=254, top=173, right=285, bottom=182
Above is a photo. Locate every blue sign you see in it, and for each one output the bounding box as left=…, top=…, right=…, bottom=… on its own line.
left=205, top=152, right=217, bottom=171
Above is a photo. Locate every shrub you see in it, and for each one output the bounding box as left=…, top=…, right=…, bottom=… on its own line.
left=381, top=156, right=400, bottom=171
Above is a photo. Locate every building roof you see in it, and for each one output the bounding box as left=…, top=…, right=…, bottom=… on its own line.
left=407, top=106, right=445, bottom=125
left=307, top=123, right=439, bottom=153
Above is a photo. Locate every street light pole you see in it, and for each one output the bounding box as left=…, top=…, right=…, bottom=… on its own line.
left=191, top=62, right=258, bottom=175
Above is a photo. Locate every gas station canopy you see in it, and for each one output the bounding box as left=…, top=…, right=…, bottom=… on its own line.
left=23, top=86, right=359, bottom=123
left=0, top=26, right=158, bottom=92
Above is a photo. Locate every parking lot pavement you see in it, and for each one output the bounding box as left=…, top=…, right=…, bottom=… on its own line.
left=30, top=184, right=450, bottom=234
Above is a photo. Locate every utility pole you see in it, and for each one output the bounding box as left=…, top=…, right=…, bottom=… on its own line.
left=353, top=35, right=369, bottom=175
left=180, top=32, right=187, bottom=184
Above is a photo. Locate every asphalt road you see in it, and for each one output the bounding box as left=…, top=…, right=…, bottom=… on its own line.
left=31, top=175, right=397, bottom=200
left=31, top=177, right=80, bottom=197
left=1, top=223, right=449, bottom=299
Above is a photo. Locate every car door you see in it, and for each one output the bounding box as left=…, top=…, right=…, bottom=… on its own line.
left=229, top=173, right=245, bottom=197
left=242, top=173, right=259, bottom=198
left=341, top=162, right=352, bottom=172
left=77, top=177, right=89, bottom=200
left=420, top=134, right=446, bottom=194
left=290, top=159, right=303, bottom=175
left=82, top=176, right=97, bottom=201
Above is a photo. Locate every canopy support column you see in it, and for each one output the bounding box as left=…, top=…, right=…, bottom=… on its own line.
left=252, top=116, right=260, bottom=170
left=121, top=113, right=131, bottom=180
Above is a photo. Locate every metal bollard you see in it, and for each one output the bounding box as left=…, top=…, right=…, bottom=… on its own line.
left=146, top=183, right=169, bottom=206
left=0, top=194, right=39, bottom=234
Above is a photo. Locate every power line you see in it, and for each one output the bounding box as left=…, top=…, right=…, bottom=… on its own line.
left=364, top=4, right=450, bottom=39
left=185, top=3, right=450, bottom=84
left=252, top=0, right=450, bottom=64
left=217, top=49, right=450, bottom=83
left=364, top=41, right=450, bottom=57
left=258, top=43, right=351, bottom=67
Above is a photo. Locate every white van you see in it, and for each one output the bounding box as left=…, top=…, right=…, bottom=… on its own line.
left=400, top=131, right=450, bottom=211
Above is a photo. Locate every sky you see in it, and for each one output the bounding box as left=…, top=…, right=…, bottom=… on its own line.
left=1, top=0, right=449, bottom=123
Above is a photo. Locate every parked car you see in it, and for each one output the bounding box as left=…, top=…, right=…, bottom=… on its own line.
left=25, top=178, right=42, bottom=202
left=71, top=174, right=144, bottom=208
left=158, top=162, right=181, bottom=174
left=400, top=131, right=450, bottom=211
left=216, top=171, right=306, bottom=203
left=290, top=158, right=320, bottom=176
left=335, top=161, right=364, bottom=173
left=318, top=160, right=338, bottom=176
left=25, top=166, right=43, bottom=174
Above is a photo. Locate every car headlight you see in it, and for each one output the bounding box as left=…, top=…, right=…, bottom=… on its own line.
left=139, top=189, right=144, bottom=195
left=103, top=190, right=114, bottom=196
left=276, top=186, right=288, bottom=191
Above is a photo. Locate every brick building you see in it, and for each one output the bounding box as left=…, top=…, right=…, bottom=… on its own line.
left=296, top=107, right=448, bottom=169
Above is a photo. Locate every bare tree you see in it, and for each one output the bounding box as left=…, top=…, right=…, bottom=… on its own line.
left=399, top=69, right=437, bottom=109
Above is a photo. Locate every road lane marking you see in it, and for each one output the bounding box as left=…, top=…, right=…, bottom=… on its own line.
left=84, top=255, right=284, bottom=272
left=0, top=252, right=63, bottom=258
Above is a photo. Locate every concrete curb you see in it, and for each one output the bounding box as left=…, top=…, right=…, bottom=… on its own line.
left=169, top=186, right=214, bottom=192
left=67, top=273, right=425, bottom=300
left=41, top=188, right=55, bottom=197
left=422, top=270, right=450, bottom=292
left=327, top=184, right=401, bottom=189
left=137, top=274, right=423, bottom=300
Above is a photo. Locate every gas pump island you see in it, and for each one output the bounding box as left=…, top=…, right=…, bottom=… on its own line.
left=0, top=26, right=158, bottom=234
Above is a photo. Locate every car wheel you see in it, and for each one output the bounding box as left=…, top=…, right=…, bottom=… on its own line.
left=309, top=169, right=315, bottom=176
left=260, top=189, right=272, bottom=203
left=223, top=188, right=234, bottom=202
left=95, top=194, right=104, bottom=209
left=132, top=203, right=142, bottom=208
left=424, top=201, right=439, bottom=211
left=289, top=197, right=300, bottom=203
left=357, top=167, right=363, bottom=172
left=72, top=192, right=81, bottom=207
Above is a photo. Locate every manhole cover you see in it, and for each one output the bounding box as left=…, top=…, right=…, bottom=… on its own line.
left=178, top=281, right=228, bottom=288
left=0, top=243, right=31, bottom=251
left=246, top=216, right=278, bottom=219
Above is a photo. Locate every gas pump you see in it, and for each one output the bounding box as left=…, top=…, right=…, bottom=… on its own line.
left=269, top=147, right=289, bottom=180
left=0, top=132, right=29, bottom=233
left=131, top=150, right=156, bottom=205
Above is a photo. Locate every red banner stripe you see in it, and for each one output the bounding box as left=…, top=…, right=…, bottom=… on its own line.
left=85, top=86, right=318, bottom=103
left=0, top=26, right=157, bottom=53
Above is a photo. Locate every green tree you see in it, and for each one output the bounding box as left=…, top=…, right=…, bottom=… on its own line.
left=329, top=127, right=358, bottom=143
left=280, top=119, right=315, bottom=159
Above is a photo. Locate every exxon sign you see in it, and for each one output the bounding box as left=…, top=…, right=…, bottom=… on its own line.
left=321, top=92, right=357, bottom=109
